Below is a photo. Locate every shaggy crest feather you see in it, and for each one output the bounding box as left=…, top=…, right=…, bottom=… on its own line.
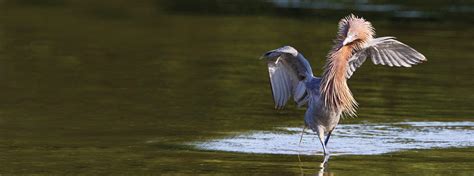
left=336, top=14, right=375, bottom=50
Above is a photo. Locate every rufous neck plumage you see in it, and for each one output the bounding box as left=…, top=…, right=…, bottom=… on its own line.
left=320, top=14, right=374, bottom=117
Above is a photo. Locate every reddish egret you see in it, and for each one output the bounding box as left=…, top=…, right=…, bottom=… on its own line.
left=260, top=14, right=426, bottom=162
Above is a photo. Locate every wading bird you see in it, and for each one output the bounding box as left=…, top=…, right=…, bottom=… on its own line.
left=260, top=14, right=426, bottom=162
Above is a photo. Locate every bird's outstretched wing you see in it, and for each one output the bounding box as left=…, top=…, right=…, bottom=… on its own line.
left=346, top=37, right=427, bottom=78
left=261, top=46, right=314, bottom=109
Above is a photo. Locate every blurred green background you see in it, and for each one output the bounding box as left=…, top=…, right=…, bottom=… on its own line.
left=0, top=0, right=473, bottom=175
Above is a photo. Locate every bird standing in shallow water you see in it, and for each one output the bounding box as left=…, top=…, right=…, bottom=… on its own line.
left=260, top=14, right=426, bottom=163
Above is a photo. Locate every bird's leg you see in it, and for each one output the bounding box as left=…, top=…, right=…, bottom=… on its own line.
left=316, top=129, right=329, bottom=156
left=324, top=131, right=332, bottom=146
left=319, top=138, right=331, bottom=160
left=318, top=136, right=328, bottom=155
left=318, top=134, right=329, bottom=156
left=317, top=129, right=331, bottom=165
left=299, top=125, right=306, bottom=146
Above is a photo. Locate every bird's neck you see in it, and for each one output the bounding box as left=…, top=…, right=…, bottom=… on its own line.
left=320, top=45, right=358, bottom=116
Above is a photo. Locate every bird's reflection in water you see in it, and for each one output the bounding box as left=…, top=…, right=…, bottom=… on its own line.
left=317, top=159, right=333, bottom=176
left=297, top=153, right=334, bottom=176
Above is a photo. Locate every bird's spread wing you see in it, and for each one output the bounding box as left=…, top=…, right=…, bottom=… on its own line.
left=263, top=46, right=314, bottom=109
left=346, top=37, right=427, bottom=78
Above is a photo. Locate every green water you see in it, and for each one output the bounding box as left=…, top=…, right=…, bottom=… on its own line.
left=1, top=1, right=473, bottom=175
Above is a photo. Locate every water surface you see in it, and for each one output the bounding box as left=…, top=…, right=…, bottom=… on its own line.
left=194, top=121, right=474, bottom=155
left=0, top=1, right=473, bottom=175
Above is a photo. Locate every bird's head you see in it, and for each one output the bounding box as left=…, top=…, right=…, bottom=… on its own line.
left=338, top=14, right=374, bottom=48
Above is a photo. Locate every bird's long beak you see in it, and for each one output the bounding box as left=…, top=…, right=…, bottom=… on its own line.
left=343, top=35, right=356, bottom=46
left=259, top=52, right=270, bottom=60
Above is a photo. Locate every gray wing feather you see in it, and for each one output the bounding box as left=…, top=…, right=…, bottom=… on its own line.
left=268, top=62, right=291, bottom=108
left=346, top=37, right=426, bottom=79
left=346, top=51, right=367, bottom=78
left=264, top=46, right=314, bottom=109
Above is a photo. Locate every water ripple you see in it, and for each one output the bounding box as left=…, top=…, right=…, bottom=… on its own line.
left=192, top=121, right=474, bottom=155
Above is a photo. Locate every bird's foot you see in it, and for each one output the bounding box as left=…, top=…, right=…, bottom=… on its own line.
left=319, top=155, right=331, bottom=174
left=322, top=152, right=331, bottom=165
